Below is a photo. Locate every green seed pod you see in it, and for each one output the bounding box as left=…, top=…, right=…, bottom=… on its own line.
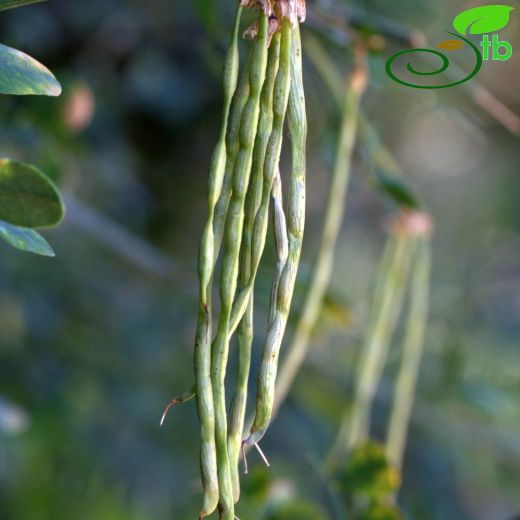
left=269, top=168, right=289, bottom=323
left=228, top=31, right=281, bottom=504
left=244, top=167, right=289, bottom=460
left=245, top=22, right=306, bottom=448
left=227, top=19, right=293, bottom=337
left=199, top=4, right=243, bottom=305
left=211, top=13, right=269, bottom=519
left=214, top=53, right=252, bottom=259
left=345, top=233, right=414, bottom=451
left=193, top=6, right=242, bottom=518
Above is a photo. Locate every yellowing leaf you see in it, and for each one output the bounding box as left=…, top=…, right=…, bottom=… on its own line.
left=437, top=39, right=466, bottom=51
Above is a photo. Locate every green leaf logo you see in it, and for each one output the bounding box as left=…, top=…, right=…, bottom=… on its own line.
left=453, top=5, right=514, bottom=35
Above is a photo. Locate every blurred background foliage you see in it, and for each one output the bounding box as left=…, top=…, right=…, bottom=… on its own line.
left=0, top=0, right=518, bottom=518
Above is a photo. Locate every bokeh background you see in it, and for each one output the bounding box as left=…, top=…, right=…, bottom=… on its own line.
left=0, top=0, right=518, bottom=518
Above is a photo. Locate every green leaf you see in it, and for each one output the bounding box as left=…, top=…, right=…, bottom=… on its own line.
left=0, top=42, right=61, bottom=96
left=374, top=171, right=420, bottom=209
left=0, top=159, right=65, bottom=228
left=0, top=0, right=46, bottom=11
left=453, top=5, right=514, bottom=35
left=0, top=219, right=55, bottom=256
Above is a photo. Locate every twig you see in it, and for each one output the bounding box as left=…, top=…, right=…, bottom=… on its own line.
left=64, top=194, right=180, bottom=280
left=309, top=3, right=420, bottom=46
left=303, top=30, right=419, bottom=201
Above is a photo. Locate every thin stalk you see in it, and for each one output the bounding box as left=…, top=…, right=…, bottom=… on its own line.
left=303, top=30, right=419, bottom=205
left=0, top=0, right=46, bottom=12
left=303, top=32, right=383, bottom=165
left=211, top=13, right=269, bottom=519
left=227, top=32, right=281, bottom=504
left=303, top=30, right=344, bottom=105
left=160, top=384, right=196, bottom=426
left=386, top=236, right=431, bottom=470
left=325, top=227, right=414, bottom=472
left=273, top=56, right=368, bottom=418
left=194, top=6, right=243, bottom=517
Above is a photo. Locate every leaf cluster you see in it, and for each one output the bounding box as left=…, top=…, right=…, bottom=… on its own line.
left=0, top=0, right=64, bottom=256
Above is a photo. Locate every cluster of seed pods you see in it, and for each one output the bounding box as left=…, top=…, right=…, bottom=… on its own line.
left=163, top=2, right=307, bottom=518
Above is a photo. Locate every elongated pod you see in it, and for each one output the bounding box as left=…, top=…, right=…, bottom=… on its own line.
left=211, top=13, right=269, bottom=519
left=386, top=218, right=432, bottom=469
left=245, top=22, right=306, bottom=448
left=269, top=168, right=289, bottom=324
left=344, top=233, right=413, bottom=451
left=227, top=32, right=281, bottom=504
left=240, top=168, right=289, bottom=475
left=193, top=6, right=242, bottom=518
left=325, top=216, right=416, bottom=472
left=227, top=19, right=293, bottom=337
left=213, top=53, right=252, bottom=260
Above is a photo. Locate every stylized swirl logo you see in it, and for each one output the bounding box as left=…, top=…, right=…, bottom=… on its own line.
left=385, top=32, right=483, bottom=89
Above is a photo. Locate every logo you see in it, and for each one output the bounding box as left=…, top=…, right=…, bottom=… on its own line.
left=386, top=5, right=514, bottom=89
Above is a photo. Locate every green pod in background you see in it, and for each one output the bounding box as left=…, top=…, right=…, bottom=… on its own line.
left=386, top=229, right=432, bottom=470
left=326, top=212, right=424, bottom=473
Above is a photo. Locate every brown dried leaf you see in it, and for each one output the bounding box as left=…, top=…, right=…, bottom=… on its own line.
left=276, top=0, right=306, bottom=24
left=241, top=0, right=306, bottom=24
